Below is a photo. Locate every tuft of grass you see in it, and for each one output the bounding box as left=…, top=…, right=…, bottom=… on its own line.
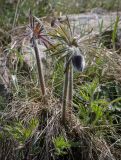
left=53, top=136, right=71, bottom=156
left=4, top=118, right=39, bottom=145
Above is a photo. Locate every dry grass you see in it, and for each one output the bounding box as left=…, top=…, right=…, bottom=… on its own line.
left=1, top=87, right=119, bottom=160
left=77, top=30, right=121, bottom=83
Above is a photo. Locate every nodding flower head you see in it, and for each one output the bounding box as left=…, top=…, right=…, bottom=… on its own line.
left=71, top=47, right=85, bottom=72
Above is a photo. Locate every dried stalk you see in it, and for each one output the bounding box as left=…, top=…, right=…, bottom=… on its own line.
left=33, top=37, right=46, bottom=96
left=12, top=0, right=21, bottom=29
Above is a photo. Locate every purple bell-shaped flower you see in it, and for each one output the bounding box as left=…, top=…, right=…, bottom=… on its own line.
left=71, top=47, right=85, bottom=72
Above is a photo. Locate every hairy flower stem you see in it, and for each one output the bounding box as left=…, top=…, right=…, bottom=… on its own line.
left=33, top=37, right=46, bottom=97
left=62, top=57, right=69, bottom=124
left=68, top=61, right=73, bottom=111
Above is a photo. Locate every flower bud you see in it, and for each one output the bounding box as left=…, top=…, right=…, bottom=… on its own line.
left=71, top=48, right=85, bottom=72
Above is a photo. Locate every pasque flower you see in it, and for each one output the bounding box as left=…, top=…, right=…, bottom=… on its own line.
left=70, top=47, right=85, bottom=72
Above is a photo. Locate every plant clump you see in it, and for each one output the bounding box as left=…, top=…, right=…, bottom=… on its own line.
left=0, top=10, right=121, bottom=160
